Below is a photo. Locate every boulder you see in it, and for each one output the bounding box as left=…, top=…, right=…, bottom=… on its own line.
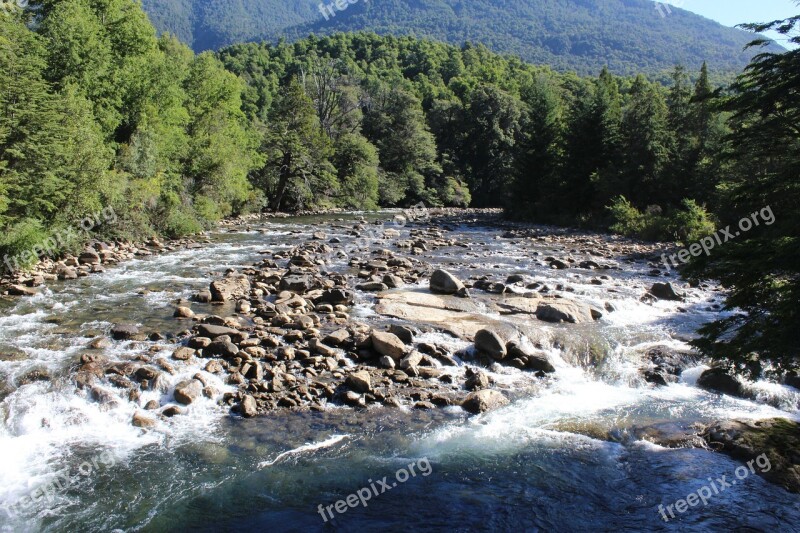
left=535, top=301, right=596, bottom=324
left=430, top=269, right=467, bottom=297
left=462, top=390, right=510, bottom=414
left=172, top=346, right=195, bottom=361
left=701, top=418, right=800, bottom=493
left=389, top=324, right=415, bottom=344
left=174, top=306, right=195, bottom=319
left=240, top=395, right=258, bottom=418
left=317, top=288, right=354, bottom=305
left=399, top=351, right=423, bottom=371
left=132, top=411, right=157, bottom=428
left=465, top=368, right=490, bottom=391
left=193, top=290, right=213, bottom=303
left=697, top=368, right=745, bottom=398
left=356, top=281, right=388, bottom=292
left=210, top=273, right=251, bottom=302
left=371, top=331, right=407, bottom=361
left=346, top=370, right=372, bottom=393
left=475, top=329, right=507, bottom=360
left=280, top=274, right=314, bottom=293
left=110, top=324, right=139, bottom=341
left=57, top=267, right=78, bottom=280
left=507, top=343, right=556, bottom=373
left=324, top=329, right=351, bottom=346
left=649, top=282, right=684, bottom=301
left=7, top=284, right=36, bottom=296
left=204, top=340, right=239, bottom=359
left=174, top=380, right=203, bottom=405
left=195, top=324, right=247, bottom=343
left=78, top=250, right=101, bottom=265
left=382, top=274, right=404, bottom=289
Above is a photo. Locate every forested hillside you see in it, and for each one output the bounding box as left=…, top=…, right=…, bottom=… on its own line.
left=140, top=0, right=782, bottom=77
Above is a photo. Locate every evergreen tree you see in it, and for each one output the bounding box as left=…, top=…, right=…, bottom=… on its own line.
left=688, top=8, right=800, bottom=377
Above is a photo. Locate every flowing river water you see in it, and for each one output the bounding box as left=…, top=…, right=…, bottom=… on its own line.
left=0, top=212, right=798, bottom=532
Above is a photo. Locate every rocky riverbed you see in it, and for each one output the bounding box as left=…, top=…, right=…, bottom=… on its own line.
left=1, top=210, right=798, bottom=531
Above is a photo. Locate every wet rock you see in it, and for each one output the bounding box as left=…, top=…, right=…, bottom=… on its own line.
left=193, top=290, right=213, bottom=303
left=280, top=274, right=313, bottom=293
left=346, top=370, right=372, bottom=393
left=475, top=329, right=507, bottom=360
left=88, top=337, right=111, bottom=350
left=24, top=275, right=44, bottom=287
left=701, top=418, right=800, bottom=493
left=697, top=368, right=746, bottom=398
left=507, top=343, right=555, bottom=373
left=389, top=324, right=415, bottom=344
left=110, top=324, right=140, bottom=340
left=648, top=282, right=684, bottom=301
left=465, top=368, right=490, bottom=391
left=174, top=379, right=203, bottom=405
left=379, top=356, right=396, bottom=369
left=161, top=405, right=184, bottom=417
left=641, top=345, right=697, bottom=385
left=8, top=284, right=36, bottom=296
left=210, top=273, right=251, bottom=302
left=382, top=274, right=404, bottom=289
left=535, top=301, right=596, bottom=324
left=371, top=331, right=407, bottom=361
left=240, top=395, right=258, bottom=418
left=462, top=389, right=509, bottom=414
left=324, top=329, right=350, bottom=346
left=399, top=351, right=423, bottom=371
left=132, top=411, right=157, bottom=428
left=204, top=340, right=239, bottom=359
left=172, top=346, right=195, bottom=361
left=317, top=288, right=354, bottom=306
left=430, top=269, right=467, bottom=297
left=343, top=391, right=365, bottom=407
left=174, top=306, right=195, bottom=319
left=195, top=324, right=248, bottom=343
left=785, top=372, right=800, bottom=390
left=357, top=281, right=388, bottom=292
left=414, top=401, right=436, bottom=410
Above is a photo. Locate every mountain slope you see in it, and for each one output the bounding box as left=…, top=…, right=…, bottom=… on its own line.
left=141, top=0, right=782, bottom=76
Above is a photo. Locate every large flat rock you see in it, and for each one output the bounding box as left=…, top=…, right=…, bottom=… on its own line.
left=375, top=291, right=518, bottom=341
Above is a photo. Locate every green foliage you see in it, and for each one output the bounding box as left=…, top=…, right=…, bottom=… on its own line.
left=608, top=197, right=714, bottom=242
left=686, top=7, right=800, bottom=377
left=1, top=0, right=264, bottom=265
left=0, top=218, right=49, bottom=271
left=332, top=133, right=379, bottom=210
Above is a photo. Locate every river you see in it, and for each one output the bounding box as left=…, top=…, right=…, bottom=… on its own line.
left=0, top=212, right=798, bottom=532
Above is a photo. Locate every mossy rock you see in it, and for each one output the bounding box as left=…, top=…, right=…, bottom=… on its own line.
left=701, top=418, right=800, bottom=493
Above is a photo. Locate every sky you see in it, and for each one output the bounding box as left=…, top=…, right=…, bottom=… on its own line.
left=663, top=0, right=799, bottom=48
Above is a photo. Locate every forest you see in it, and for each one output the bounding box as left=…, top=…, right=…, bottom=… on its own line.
left=1, top=0, right=798, bottom=374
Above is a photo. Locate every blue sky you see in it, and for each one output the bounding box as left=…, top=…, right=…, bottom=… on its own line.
left=662, top=0, right=799, bottom=48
